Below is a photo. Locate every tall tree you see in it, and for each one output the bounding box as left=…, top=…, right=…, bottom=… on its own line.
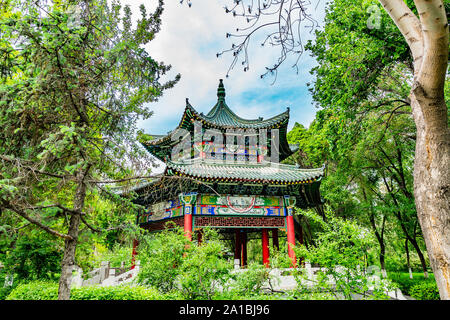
left=377, top=0, right=449, bottom=300
left=0, top=0, right=179, bottom=299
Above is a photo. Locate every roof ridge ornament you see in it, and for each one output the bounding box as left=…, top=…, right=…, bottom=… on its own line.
left=217, top=79, right=225, bottom=101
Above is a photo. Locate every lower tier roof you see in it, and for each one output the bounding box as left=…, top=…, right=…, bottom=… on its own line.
left=165, top=158, right=324, bottom=185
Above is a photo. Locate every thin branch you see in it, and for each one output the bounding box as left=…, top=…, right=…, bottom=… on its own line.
left=2, top=201, right=73, bottom=240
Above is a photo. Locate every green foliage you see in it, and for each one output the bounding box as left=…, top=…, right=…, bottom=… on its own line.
left=0, top=232, right=62, bottom=282
left=284, top=0, right=434, bottom=282
left=388, top=272, right=438, bottom=299
left=177, top=229, right=233, bottom=300
left=409, top=281, right=440, bottom=300
left=0, top=0, right=179, bottom=297
left=71, top=285, right=166, bottom=300
left=305, top=0, right=410, bottom=115
left=225, top=263, right=270, bottom=297
left=293, top=208, right=395, bottom=300
left=5, top=280, right=168, bottom=300
left=269, top=246, right=293, bottom=269
left=136, top=225, right=190, bottom=293
left=5, top=281, right=59, bottom=300
left=137, top=227, right=233, bottom=299
left=92, top=242, right=133, bottom=269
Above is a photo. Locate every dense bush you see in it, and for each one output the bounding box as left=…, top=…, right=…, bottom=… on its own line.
left=137, top=227, right=235, bottom=299
left=137, top=226, right=190, bottom=293
left=5, top=281, right=59, bottom=300
left=293, top=209, right=395, bottom=300
left=1, top=234, right=62, bottom=282
left=388, top=272, right=438, bottom=299
left=409, top=282, right=440, bottom=300
left=5, top=281, right=169, bottom=300
left=177, top=232, right=233, bottom=299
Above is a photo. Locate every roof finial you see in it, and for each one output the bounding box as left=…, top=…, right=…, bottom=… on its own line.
left=217, top=79, right=225, bottom=101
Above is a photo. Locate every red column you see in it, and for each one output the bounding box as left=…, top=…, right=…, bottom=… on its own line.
left=131, top=239, right=139, bottom=269
left=241, top=231, right=247, bottom=267
left=262, top=229, right=270, bottom=268
left=184, top=206, right=193, bottom=241
left=286, top=215, right=297, bottom=268
left=272, top=229, right=279, bottom=250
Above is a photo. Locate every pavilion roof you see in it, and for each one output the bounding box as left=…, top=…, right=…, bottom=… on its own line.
left=165, top=158, right=324, bottom=185
left=190, top=79, right=290, bottom=129
left=145, top=79, right=290, bottom=144
left=142, top=79, right=294, bottom=162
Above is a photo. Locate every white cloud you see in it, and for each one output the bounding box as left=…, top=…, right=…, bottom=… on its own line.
left=120, top=0, right=326, bottom=134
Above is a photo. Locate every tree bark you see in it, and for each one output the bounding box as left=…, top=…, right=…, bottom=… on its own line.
left=408, top=235, right=429, bottom=278
left=57, top=167, right=89, bottom=300
left=405, top=238, right=413, bottom=279
left=379, top=0, right=449, bottom=299
left=411, top=90, right=449, bottom=295
left=365, top=188, right=388, bottom=278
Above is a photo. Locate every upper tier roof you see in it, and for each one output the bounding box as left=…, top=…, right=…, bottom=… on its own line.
left=192, top=79, right=290, bottom=129
left=142, top=79, right=294, bottom=161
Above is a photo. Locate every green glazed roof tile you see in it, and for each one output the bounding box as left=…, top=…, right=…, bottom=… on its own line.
left=165, top=158, right=324, bottom=185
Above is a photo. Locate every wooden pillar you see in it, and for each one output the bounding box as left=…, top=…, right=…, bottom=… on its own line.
left=286, top=215, right=297, bottom=268
left=272, top=229, right=279, bottom=250
left=262, top=229, right=270, bottom=268
left=284, top=195, right=297, bottom=268
left=184, top=210, right=193, bottom=241
left=241, top=231, right=247, bottom=267
left=131, top=239, right=139, bottom=269
left=179, top=193, right=197, bottom=241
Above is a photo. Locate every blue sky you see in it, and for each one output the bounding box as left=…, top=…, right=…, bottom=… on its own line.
left=121, top=0, right=327, bottom=135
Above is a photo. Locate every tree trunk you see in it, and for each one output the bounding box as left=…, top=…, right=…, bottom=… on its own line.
left=410, top=90, right=449, bottom=295
left=408, top=236, right=429, bottom=279
left=379, top=243, right=387, bottom=278
left=378, top=0, right=449, bottom=300
left=405, top=238, right=413, bottom=279
left=58, top=168, right=89, bottom=300
left=371, top=217, right=387, bottom=278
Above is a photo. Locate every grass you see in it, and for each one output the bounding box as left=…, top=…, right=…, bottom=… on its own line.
left=387, top=271, right=437, bottom=298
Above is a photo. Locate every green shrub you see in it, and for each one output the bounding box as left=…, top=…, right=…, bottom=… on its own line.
left=1, top=234, right=62, bottom=283
left=388, top=272, right=436, bottom=297
left=0, top=286, right=14, bottom=300
left=409, top=281, right=440, bottom=300
left=137, top=226, right=189, bottom=293
left=293, top=208, right=394, bottom=300
left=6, top=281, right=167, bottom=300
left=228, top=263, right=271, bottom=297
left=137, top=227, right=234, bottom=299
left=71, top=285, right=165, bottom=300
left=177, top=229, right=233, bottom=300
left=5, top=280, right=58, bottom=300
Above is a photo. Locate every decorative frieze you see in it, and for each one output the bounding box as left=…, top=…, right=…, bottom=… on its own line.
left=194, top=216, right=286, bottom=228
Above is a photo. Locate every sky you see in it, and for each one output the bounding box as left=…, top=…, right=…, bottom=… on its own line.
left=120, top=0, right=327, bottom=136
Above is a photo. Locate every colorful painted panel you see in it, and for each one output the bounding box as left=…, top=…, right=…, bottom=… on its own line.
left=138, top=198, right=182, bottom=224
left=194, top=216, right=286, bottom=228
left=196, top=194, right=284, bottom=216
left=199, top=194, right=283, bottom=206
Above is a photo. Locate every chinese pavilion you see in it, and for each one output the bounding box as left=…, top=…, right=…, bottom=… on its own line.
left=132, top=80, right=324, bottom=267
